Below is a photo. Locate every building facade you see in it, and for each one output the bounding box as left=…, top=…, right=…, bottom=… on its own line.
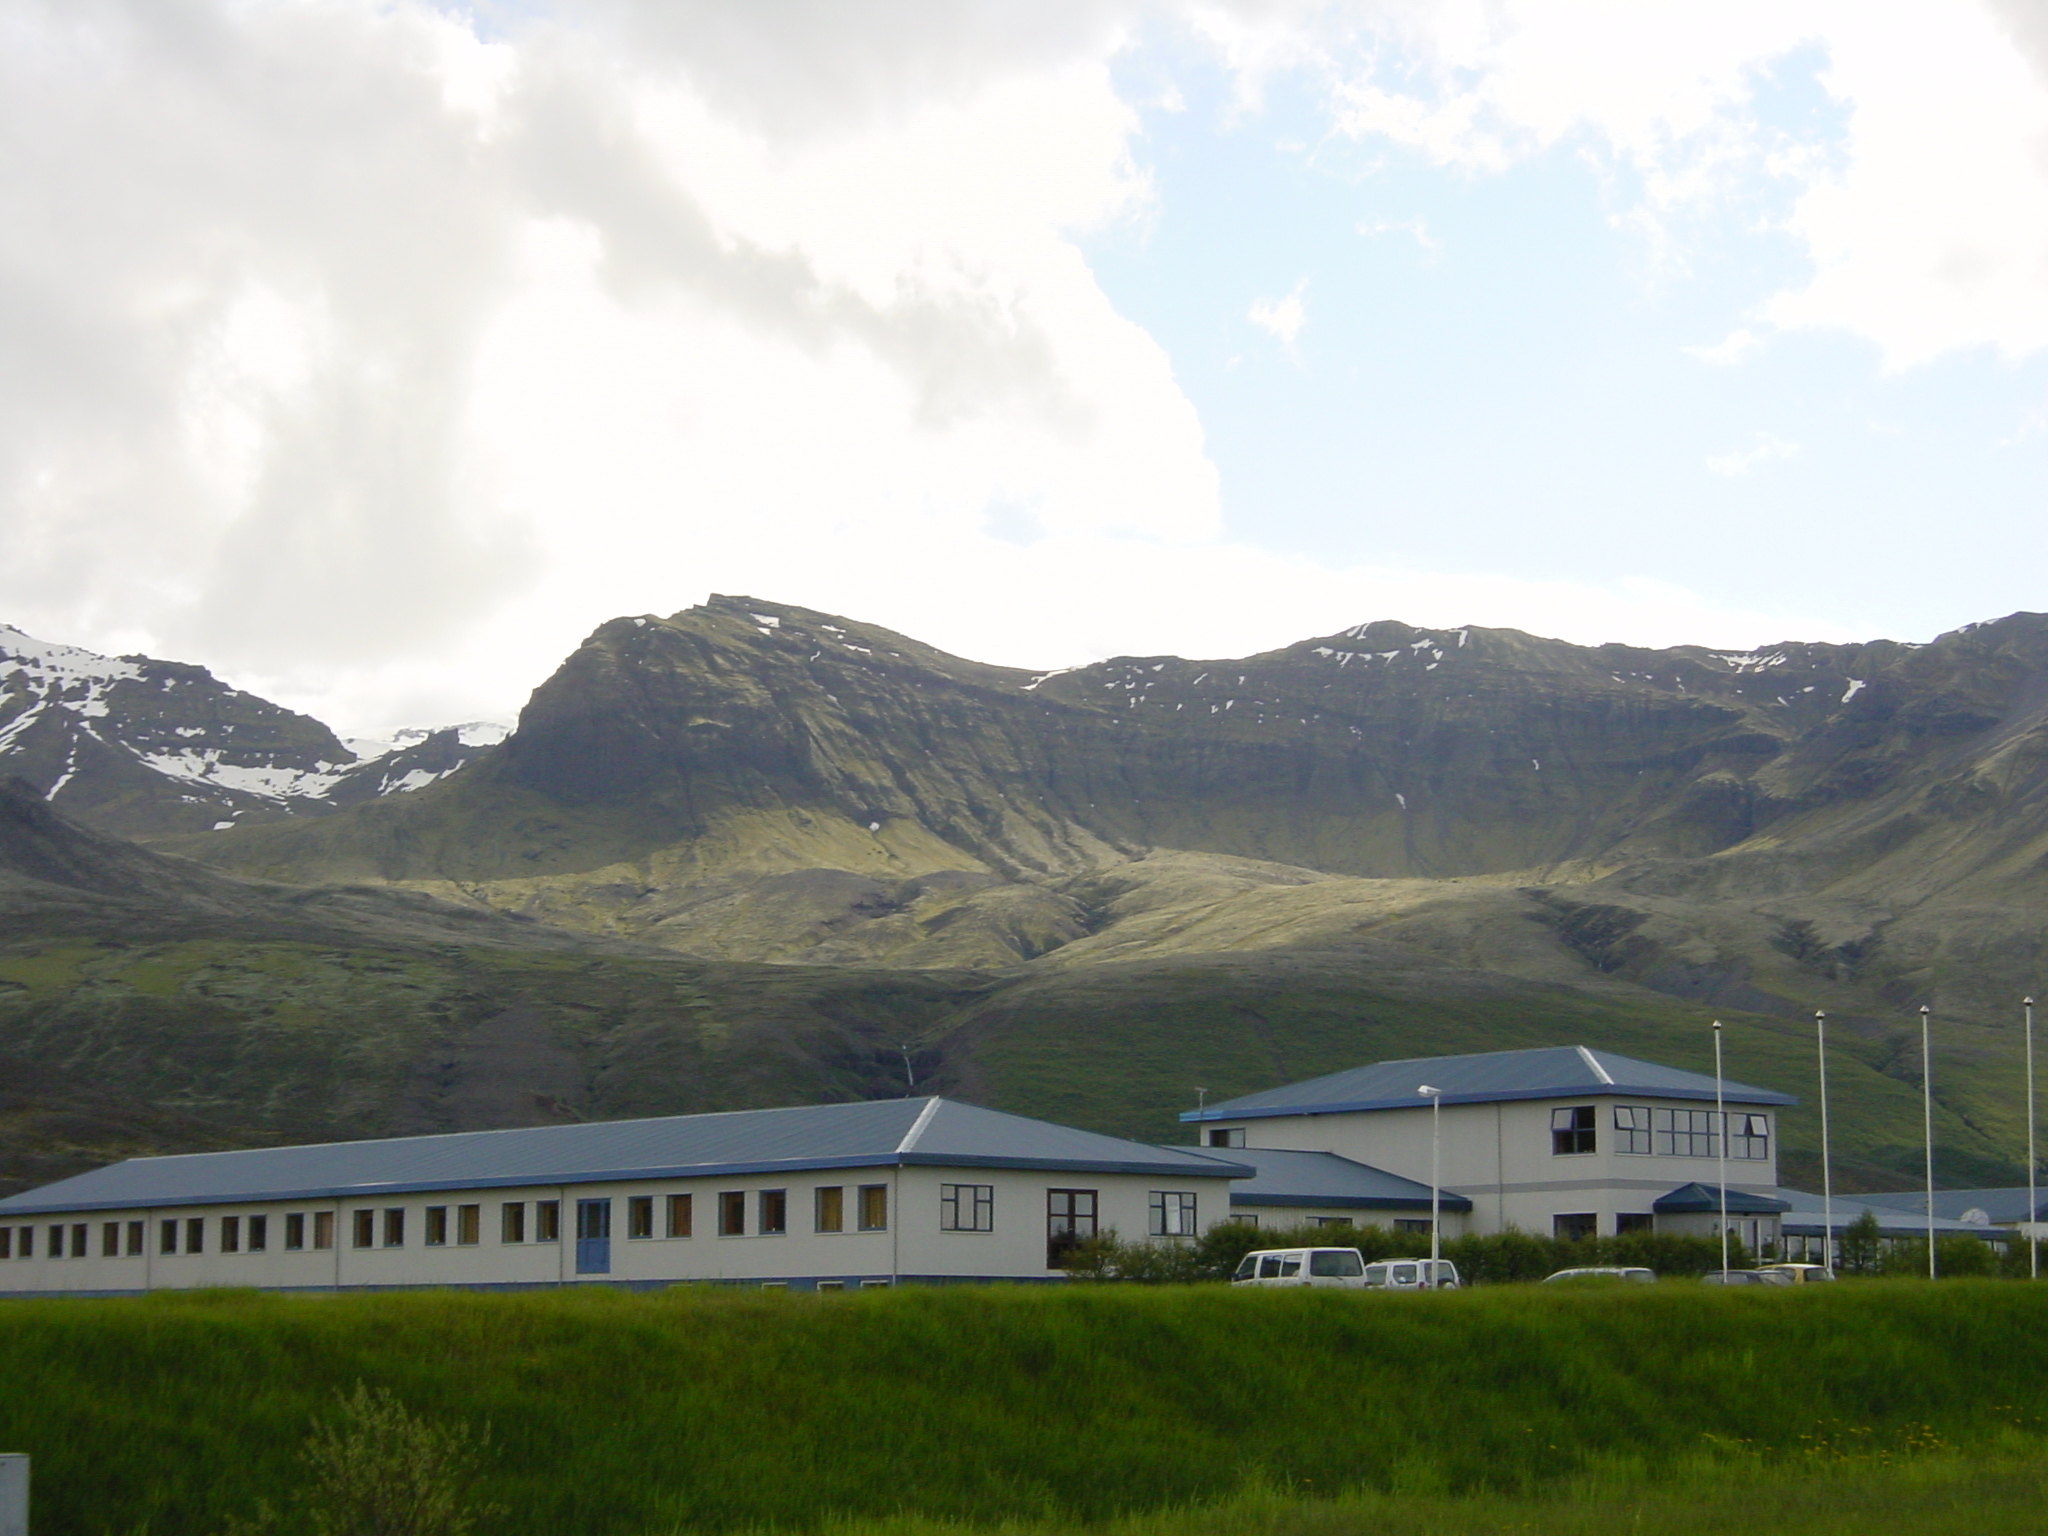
left=1187, top=1045, right=1794, bottom=1244
left=0, top=1097, right=1245, bottom=1296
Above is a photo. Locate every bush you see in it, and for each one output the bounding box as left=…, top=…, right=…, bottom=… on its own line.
left=1134, top=1220, right=1738, bottom=1285
left=1878, top=1235, right=2002, bottom=1279
left=1840, top=1211, right=1883, bottom=1276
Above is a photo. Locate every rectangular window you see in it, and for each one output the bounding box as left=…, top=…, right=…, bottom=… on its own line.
left=759, top=1190, right=788, bottom=1235
left=70, top=1223, right=87, bottom=1258
left=159, top=1220, right=177, bottom=1256
left=313, top=1211, right=335, bottom=1250
left=127, top=1219, right=144, bottom=1256
left=627, top=1196, right=653, bottom=1239
left=1653, top=1108, right=1718, bottom=1158
left=0, top=1227, right=10, bottom=1260
left=425, top=1207, right=449, bottom=1246
left=501, top=1202, right=526, bottom=1244
left=222, top=1216, right=241, bottom=1254
left=286, top=1213, right=306, bottom=1251
left=1148, top=1191, right=1198, bottom=1237
left=535, top=1201, right=560, bottom=1242
left=1207, top=1127, right=1246, bottom=1148
left=457, top=1205, right=480, bottom=1245
left=185, top=1217, right=205, bottom=1254
left=1616, top=1213, right=1655, bottom=1235
left=1046, top=1189, right=1096, bottom=1268
left=1554, top=1212, right=1597, bottom=1242
left=1393, top=1218, right=1431, bottom=1233
left=248, top=1215, right=268, bottom=1253
left=1728, top=1112, right=1770, bottom=1161
left=17, top=1227, right=30, bottom=1259
left=719, top=1191, right=746, bottom=1236
left=1551, top=1106, right=1596, bottom=1155
left=814, top=1186, right=844, bottom=1233
left=940, top=1184, right=993, bottom=1233
left=49, top=1224, right=64, bottom=1258
left=352, top=1210, right=375, bottom=1249
left=1613, top=1105, right=1652, bottom=1155
left=666, top=1194, right=692, bottom=1238
left=858, top=1185, right=888, bottom=1232
left=102, top=1221, right=120, bottom=1258
left=383, top=1209, right=405, bottom=1248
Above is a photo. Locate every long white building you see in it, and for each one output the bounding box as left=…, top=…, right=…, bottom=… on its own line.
left=1187, top=1045, right=1795, bottom=1249
left=0, top=1097, right=1245, bottom=1295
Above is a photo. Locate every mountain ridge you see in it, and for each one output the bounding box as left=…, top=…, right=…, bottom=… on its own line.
left=0, top=623, right=505, bottom=836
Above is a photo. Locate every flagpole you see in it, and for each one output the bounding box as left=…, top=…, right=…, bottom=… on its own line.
left=2027, top=996, right=2038, bottom=1281
left=1817, top=1010, right=1834, bottom=1274
left=1714, top=1020, right=1729, bottom=1274
left=1922, top=1003, right=1936, bottom=1281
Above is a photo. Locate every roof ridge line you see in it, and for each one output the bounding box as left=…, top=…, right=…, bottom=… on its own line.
left=1576, top=1045, right=1615, bottom=1085
left=896, top=1096, right=943, bottom=1155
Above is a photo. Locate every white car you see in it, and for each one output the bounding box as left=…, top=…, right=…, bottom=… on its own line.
left=1542, top=1266, right=1657, bottom=1284
left=1230, top=1247, right=1369, bottom=1287
left=1363, top=1258, right=1461, bottom=1291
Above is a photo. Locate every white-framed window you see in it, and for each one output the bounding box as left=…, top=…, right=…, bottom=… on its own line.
left=1613, top=1105, right=1652, bottom=1154
left=1726, top=1112, right=1771, bottom=1160
left=1648, top=1107, right=1771, bottom=1159
left=940, top=1183, right=993, bottom=1232
left=1149, top=1190, right=1198, bottom=1237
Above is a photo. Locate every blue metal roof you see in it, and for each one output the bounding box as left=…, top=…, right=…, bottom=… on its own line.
left=1652, top=1182, right=1791, bottom=1215
left=1183, top=1045, right=1795, bottom=1123
left=1852, top=1187, right=2047, bottom=1225
left=1183, top=1147, right=1474, bottom=1213
left=0, top=1098, right=1249, bottom=1217
left=1774, top=1187, right=2006, bottom=1238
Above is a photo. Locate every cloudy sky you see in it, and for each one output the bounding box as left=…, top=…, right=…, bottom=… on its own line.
left=5, top=1, right=2047, bottom=732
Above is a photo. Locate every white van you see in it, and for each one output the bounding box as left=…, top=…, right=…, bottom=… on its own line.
left=1362, top=1258, right=1461, bottom=1291
left=1230, top=1247, right=1369, bottom=1287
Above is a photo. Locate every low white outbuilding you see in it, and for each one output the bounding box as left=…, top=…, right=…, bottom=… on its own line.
left=0, top=1097, right=1246, bottom=1295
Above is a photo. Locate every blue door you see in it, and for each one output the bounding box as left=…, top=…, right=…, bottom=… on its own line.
left=576, top=1198, right=611, bottom=1274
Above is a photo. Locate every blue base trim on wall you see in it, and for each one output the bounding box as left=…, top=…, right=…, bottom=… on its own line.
left=0, top=1273, right=1072, bottom=1301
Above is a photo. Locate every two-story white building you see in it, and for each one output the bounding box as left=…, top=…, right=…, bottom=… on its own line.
left=1185, top=1045, right=1794, bottom=1248
left=0, top=1097, right=1246, bottom=1296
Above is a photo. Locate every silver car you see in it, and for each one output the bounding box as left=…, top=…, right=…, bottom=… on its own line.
left=1542, top=1266, right=1656, bottom=1284
left=1700, top=1268, right=1794, bottom=1285
left=1230, top=1247, right=1369, bottom=1287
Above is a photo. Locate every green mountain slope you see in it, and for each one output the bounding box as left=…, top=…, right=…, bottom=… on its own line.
left=16, top=593, right=2048, bottom=1200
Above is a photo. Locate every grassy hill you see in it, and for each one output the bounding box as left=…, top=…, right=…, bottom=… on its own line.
left=0, top=1283, right=2045, bottom=1535
left=0, top=929, right=2015, bottom=1198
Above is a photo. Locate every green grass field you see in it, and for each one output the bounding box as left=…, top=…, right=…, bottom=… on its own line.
left=2, top=1281, right=2046, bottom=1536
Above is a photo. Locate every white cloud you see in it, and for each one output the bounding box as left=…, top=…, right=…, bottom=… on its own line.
left=1358, top=215, right=1440, bottom=256
left=1248, top=277, right=1309, bottom=347
left=1706, top=433, right=1800, bottom=477
left=1301, top=1, right=2048, bottom=369
left=1, top=0, right=2033, bottom=735
left=1684, top=327, right=1766, bottom=366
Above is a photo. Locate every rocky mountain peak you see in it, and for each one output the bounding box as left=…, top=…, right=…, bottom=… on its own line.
left=0, top=624, right=507, bottom=839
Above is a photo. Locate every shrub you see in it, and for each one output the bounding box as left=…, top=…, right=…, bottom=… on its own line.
left=1839, top=1211, right=1883, bottom=1275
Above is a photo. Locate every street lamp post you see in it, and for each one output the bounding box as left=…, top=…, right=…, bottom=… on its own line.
left=1922, top=1004, right=1937, bottom=1281
left=1817, top=1010, right=1834, bottom=1274
left=2026, top=997, right=2038, bottom=1280
left=1419, top=1085, right=1443, bottom=1288
left=1713, top=1021, right=1729, bottom=1275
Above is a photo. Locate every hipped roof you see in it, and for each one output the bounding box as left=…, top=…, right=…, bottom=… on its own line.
left=0, top=1098, right=1247, bottom=1217
left=1186, top=1045, right=1795, bottom=1123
